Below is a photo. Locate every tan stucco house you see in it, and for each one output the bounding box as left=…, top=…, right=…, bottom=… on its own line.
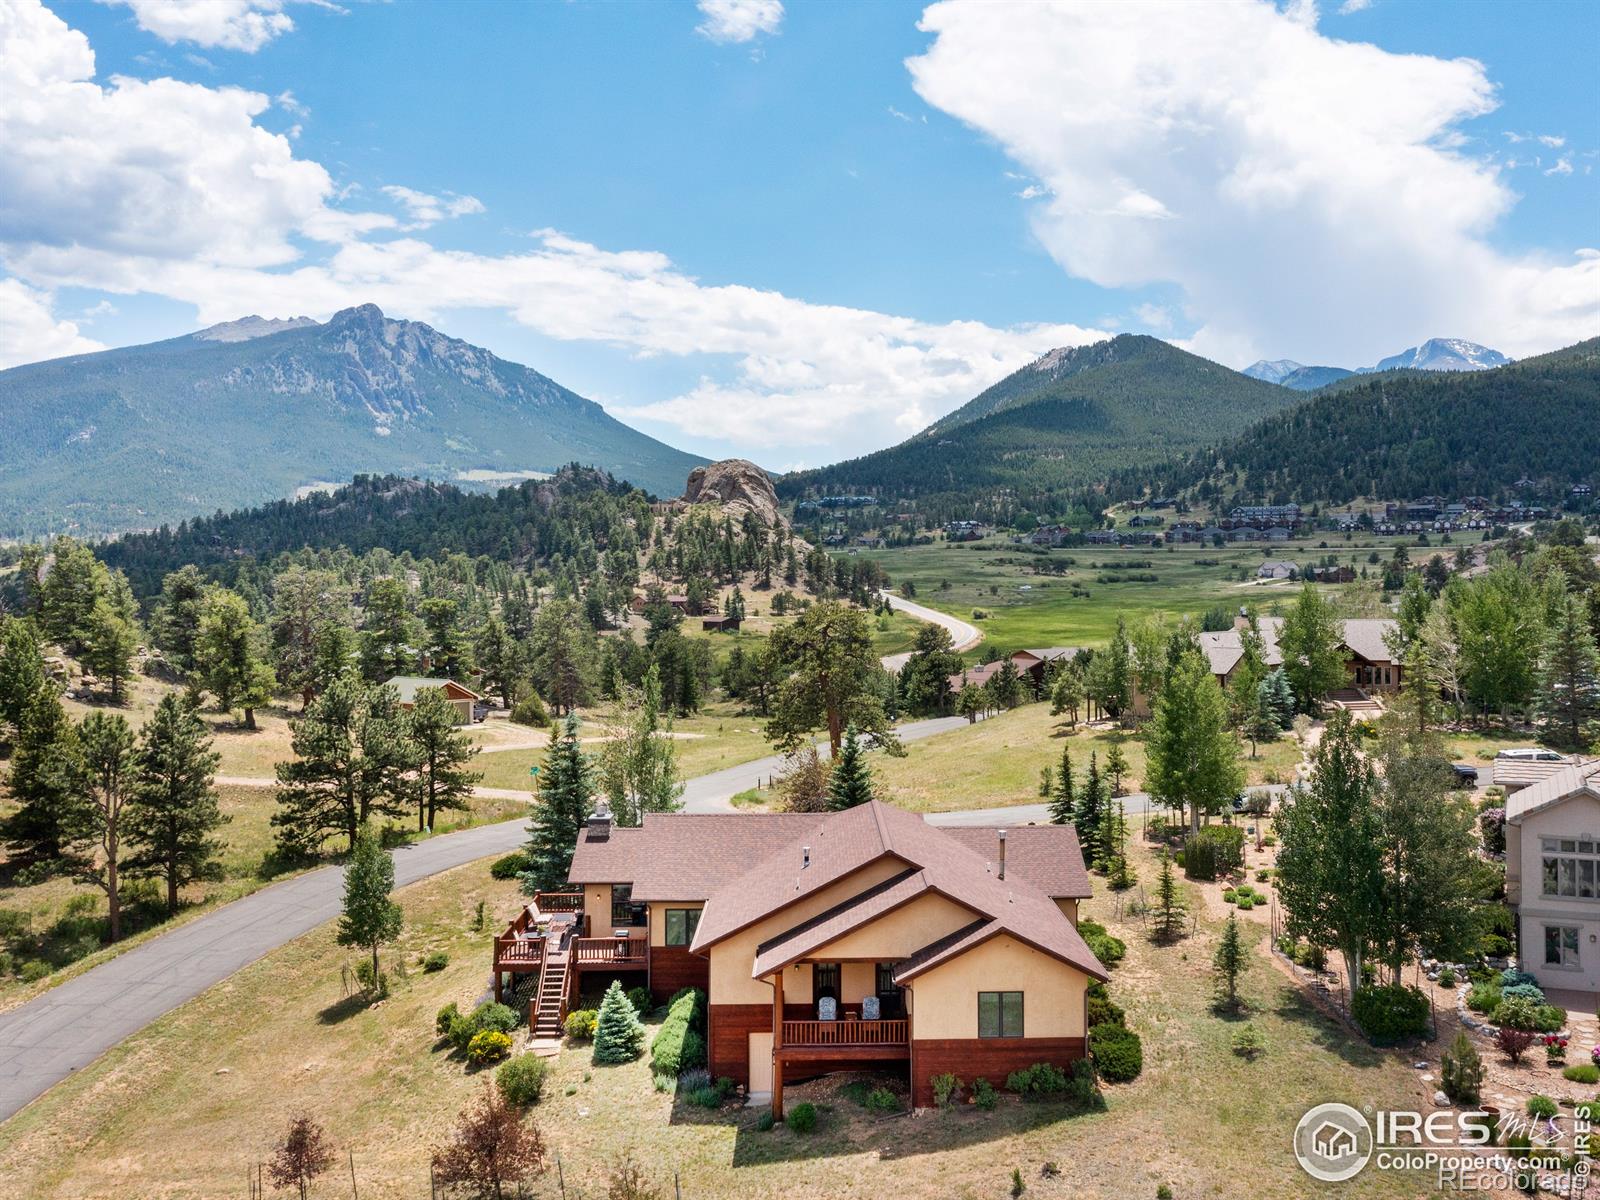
left=497, top=799, right=1103, bottom=1112
left=385, top=675, right=481, bottom=724
left=1506, top=759, right=1600, bottom=995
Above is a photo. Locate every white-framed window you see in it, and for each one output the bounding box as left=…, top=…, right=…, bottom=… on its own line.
left=1545, top=925, right=1581, bottom=969
left=1541, top=837, right=1600, bottom=899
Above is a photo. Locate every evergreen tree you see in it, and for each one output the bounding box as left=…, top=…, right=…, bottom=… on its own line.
left=591, top=979, right=645, bottom=1065
left=1107, top=800, right=1136, bottom=890
left=1152, top=848, right=1187, bottom=942
left=473, top=615, right=520, bottom=709
left=528, top=599, right=598, bottom=716
left=68, top=712, right=136, bottom=941
left=957, top=683, right=984, bottom=724
left=1103, top=743, right=1129, bottom=796
left=1087, top=619, right=1133, bottom=723
left=419, top=596, right=469, bottom=678
left=1537, top=588, right=1600, bottom=751
left=337, top=827, right=403, bottom=988
left=1213, top=912, right=1249, bottom=1008
left=522, top=714, right=595, bottom=893
left=81, top=598, right=137, bottom=701
left=826, top=724, right=876, bottom=810
left=766, top=601, right=898, bottom=757
left=196, top=589, right=275, bottom=728
left=125, top=693, right=227, bottom=914
left=269, top=567, right=353, bottom=709
left=358, top=576, right=417, bottom=682
left=992, top=658, right=1025, bottom=709
left=408, top=687, right=482, bottom=832
left=1262, top=669, right=1296, bottom=730
left=1073, top=752, right=1106, bottom=865
left=151, top=565, right=209, bottom=675
left=898, top=623, right=962, bottom=715
left=1277, top=585, right=1348, bottom=714
left=0, top=616, right=48, bottom=747
left=0, top=689, right=83, bottom=867
left=1047, top=744, right=1076, bottom=825
left=273, top=676, right=417, bottom=856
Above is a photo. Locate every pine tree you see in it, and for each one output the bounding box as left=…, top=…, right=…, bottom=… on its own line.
left=591, top=979, right=645, bottom=1064
left=68, top=712, right=137, bottom=941
left=81, top=598, right=138, bottom=702
left=196, top=589, right=275, bottom=728
left=1107, top=800, right=1136, bottom=890
left=1263, top=669, right=1296, bottom=730
left=1103, top=744, right=1129, bottom=797
left=273, top=676, right=417, bottom=856
left=0, top=617, right=48, bottom=748
left=125, top=693, right=227, bottom=914
left=337, top=827, right=403, bottom=989
left=1153, top=848, right=1187, bottom=942
left=826, top=725, right=876, bottom=810
left=522, top=714, right=595, bottom=893
left=358, top=576, right=417, bottom=683
left=1047, top=745, right=1075, bottom=825
left=1537, top=590, right=1600, bottom=751
left=408, top=687, right=482, bottom=832
left=1213, top=912, right=1249, bottom=1008
left=0, top=689, right=83, bottom=867
left=1073, top=752, right=1106, bottom=866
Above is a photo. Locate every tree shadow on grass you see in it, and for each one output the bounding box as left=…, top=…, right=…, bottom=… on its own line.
left=317, top=992, right=376, bottom=1025
left=1272, top=983, right=1385, bottom=1068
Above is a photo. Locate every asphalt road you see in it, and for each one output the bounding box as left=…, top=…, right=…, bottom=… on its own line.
left=878, top=591, right=981, bottom=673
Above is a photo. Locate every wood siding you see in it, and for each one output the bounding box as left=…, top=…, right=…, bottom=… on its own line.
left=708, top=1003, right=771, bottom=1085
left=909, top=1036, right=1087, bottom=1107
left=650, top=945, right=708, bottom=1002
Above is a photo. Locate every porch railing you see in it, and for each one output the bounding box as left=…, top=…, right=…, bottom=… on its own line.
left=781, top=1019, right=909, bottom=1048
left=572, top=935, right=649, bottom=966
left=532, top=891, right=584, bottom=915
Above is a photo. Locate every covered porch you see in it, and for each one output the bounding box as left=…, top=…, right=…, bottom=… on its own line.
left=765, top=959, right=911, bottom=1118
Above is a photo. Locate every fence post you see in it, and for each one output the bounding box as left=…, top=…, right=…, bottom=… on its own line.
left=349, top=1149, right=358, bottom=1199
left=675, top=1171, right=681, bottom=1200
left=557, top=1153, right=566, bottom=1199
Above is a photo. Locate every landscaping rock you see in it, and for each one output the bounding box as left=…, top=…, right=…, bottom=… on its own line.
left=1433, top=1090, right=1450, bottom=1107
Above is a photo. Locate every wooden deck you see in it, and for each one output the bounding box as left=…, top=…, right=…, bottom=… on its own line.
left=572, top=935, right=648, bottom=970
left=778, top=1018, right=909, bottom=1058
left=492, top=891, right=585, bottom=1005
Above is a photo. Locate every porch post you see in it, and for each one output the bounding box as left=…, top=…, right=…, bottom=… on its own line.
left=772, top=969, right=785, bottom=1120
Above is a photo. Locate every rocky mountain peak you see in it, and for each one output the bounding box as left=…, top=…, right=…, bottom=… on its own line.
left=682, top=458, right=785, bottom=528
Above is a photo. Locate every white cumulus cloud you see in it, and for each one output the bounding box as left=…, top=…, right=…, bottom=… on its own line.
left=0, top=278, right=104, bottom=368
left=696, top=0, right=783, bottom=44
left=907, top=0, right=1599, bottom=365
left=380, top=186, right=486, bottom=229
left=99, top=0, right=300, bottom=53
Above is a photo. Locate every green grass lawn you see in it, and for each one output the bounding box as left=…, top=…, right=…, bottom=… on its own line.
left=0, top=838, right=1435, bottom=1198
left=849, top=531, right=1467, bottom=653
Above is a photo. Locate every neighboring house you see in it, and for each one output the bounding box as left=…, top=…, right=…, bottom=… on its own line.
left=1195, top=616, right=1402, bottom=695
left=384, top=676, right=480, bottom=724
left=1504, top=760, right=1600, bottom=993
left=702, top=615, right=742, bottom=632
left=1009, top=648, right=1083, bottom=694
left=498, top=801, right=1102, bottom=1112
left=1257, top=561, right=1296, bottom=581
left=1495, top=752, right=1585, bottom=796
left=946, top=661, right=1004, bottom=694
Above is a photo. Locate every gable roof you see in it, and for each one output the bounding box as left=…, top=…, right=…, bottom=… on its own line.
left=1196, top=615, right=1398, bottom=679
left=941, top=825, right=1092, bottom=899
left=385, top=676, right=480, bottom=703
left=568, top=812, right=829, bottom=902
left=750, top=867, right=953, bottom=977
left=1506, top=758, right=1600, bottom=824
left=690, top=799, right=1107, bottom=982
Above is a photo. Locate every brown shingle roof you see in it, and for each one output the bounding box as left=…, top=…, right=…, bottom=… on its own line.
left=568, top=812, right=829, bottom=901
left=941, top=825, right=1093, bottom=899
left=751, top=868, right=940, bottom=977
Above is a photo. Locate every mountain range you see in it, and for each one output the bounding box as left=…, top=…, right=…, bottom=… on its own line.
left=0, top=304, right=705, bottom=538
left=1242, top=337, right=1510, bottom=390
left=779, top=335, right=1302, bottom=501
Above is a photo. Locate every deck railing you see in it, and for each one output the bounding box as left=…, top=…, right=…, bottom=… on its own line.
left=534, top=891, right=585, bottom=914
left=493, top=934, right=545, bottom=969
left=781, top=1019, right=909, bottom=1048
left=572, top=935, right=649, bottom=966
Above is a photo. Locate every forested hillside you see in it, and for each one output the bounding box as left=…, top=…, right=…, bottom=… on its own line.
left=1116, top=338, right=1600, bottom=506
left=779, top=335, right=1301, bottom=508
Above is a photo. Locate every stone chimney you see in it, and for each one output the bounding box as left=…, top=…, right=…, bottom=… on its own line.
left=997, top=829, right=1007, bottom=881
left=586, top=802, right=613, bottom=842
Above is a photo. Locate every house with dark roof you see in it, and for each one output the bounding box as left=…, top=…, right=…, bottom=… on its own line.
left=1194, top=616, right=1402, bottom=702
left=497, top=800, right=1100, bottom=1112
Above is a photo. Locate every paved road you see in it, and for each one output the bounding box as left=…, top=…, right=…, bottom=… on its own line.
left=878, top=590, right=981, bottom=673
left=0, top=716, right=992, bottom=1122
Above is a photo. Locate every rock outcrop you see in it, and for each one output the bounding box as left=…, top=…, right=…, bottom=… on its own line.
left=681, top=459, right=786, bottom=528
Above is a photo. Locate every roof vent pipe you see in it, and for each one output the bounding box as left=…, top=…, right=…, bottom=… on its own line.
left=997, top=829, right=1007, bottom=881
left=802, top=845, right=811, bottom=869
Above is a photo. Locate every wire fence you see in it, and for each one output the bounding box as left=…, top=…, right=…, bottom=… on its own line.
left=244, top=1153, right=690, bottom=1199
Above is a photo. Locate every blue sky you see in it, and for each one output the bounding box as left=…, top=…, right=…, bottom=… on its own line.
left=2, top=0, right=1596, bottom=469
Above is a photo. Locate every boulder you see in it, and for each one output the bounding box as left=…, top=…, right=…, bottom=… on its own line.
left=681, top=459, right=785, bottom=529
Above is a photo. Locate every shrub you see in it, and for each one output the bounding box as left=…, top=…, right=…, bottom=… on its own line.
left=1501, top=969, right=1539, bottom=989
left=1351, top=984, right=1430, bottom=1045
left=496, top=1054, right=549, bottom=1106
left=973, top=1077, right=997, bottom=1110
left=466, top=1030, right=513, bottom=1065
left=436, top=1002, right=461, bottom=1038
left=755, top=1111, right=775, bottom=1132
left=473, top=1002, right=519, bottom=1035
left=1011, top=1167, right=1025, bottom=1198
left=1466, top=981, right=1503, bottom=1014
left=353, top=958, right=388, bottom=998
left=1563, top=1064, right=1600, bottom=1084
left=1089, top=1024, right=1144, bottom=1082
left=1233, top=1024, right=1266, bottom=1060
left=1500, top=982, right=1547, bottom=1004
left=1492, top=996, right=1565, bottom=1033
left=1237, top=896, right=1255, bottom=911
left=421, top=951, right=449, bottom=973
left=0, top=952, right=12, bottom=977
left=1255, top=869, right=1271, bottom=882
left=1067, top=1059, right=1100, bottom=1107
left=1084, top=931, right=1126, bottom=966
left=564, top=1009, right=598, bottom=1040
left=1006, top=1062, right=1069, bottom=1099
left=1496, top=1026, right=1537, bottom=1064
left=865, top=1087, right=900, bottom=1114
left=787, top=1102, right=817, bottom=1133
left=1185, top=825, right=1246, bottom=881
left=21, top=959, right=56, bottom=982
left=931, top=1072, right=961, bottom=1108
left=1527, top=1095, right=1559, bottom=1119
left=508, top=694, right=548, bottom=727
left=1441, top=1031, right=1485, bottom=1105
left=626, top=986, right=652, bottom=1016
left=488, top=852, right=530, bottom=880
left=685, top=1084, right=723, bottom=1109
left=649, top=988, right=707, bottom=1075
left=1222, top=888, right=1237, bottom=904
left=1086, top=984, right=1125, bottom=1029
left=1437, top=967, right=1457, bottom=989
left=592, top=980, right=646, bottom=1064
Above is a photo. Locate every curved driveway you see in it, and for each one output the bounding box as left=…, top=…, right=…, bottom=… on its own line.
left=878, top=590, right=981, bottom=673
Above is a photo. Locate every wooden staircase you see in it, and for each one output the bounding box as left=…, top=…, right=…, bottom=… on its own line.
left=531, top=922, right=574, bottom=1038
